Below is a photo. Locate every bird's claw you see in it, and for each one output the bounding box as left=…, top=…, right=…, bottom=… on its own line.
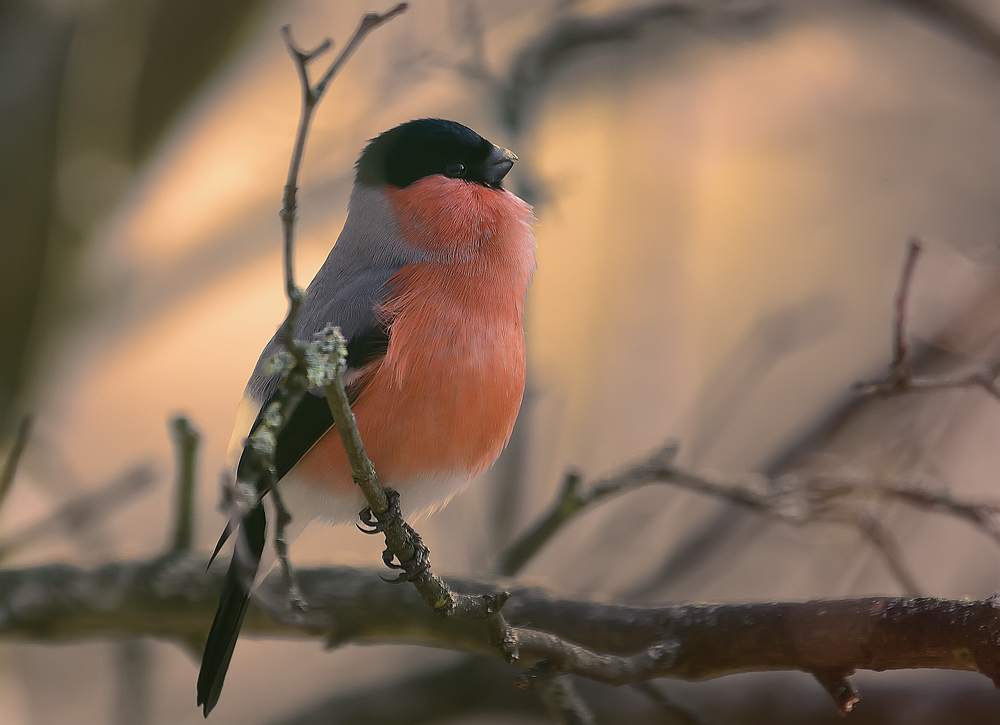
left=356, top=488, right=403, bottom=534
left=356, top=489, right=431, bottom=583
left=380, top=527, right=430, bottom=583
left=379, top=570, right=410, bottom=584
left=356, top=508, right=381, bottom=534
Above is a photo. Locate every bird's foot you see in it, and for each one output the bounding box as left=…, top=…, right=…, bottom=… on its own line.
left=380, top=525, right=430, bottom=583
left=356, top=489, right=430, bottom=583
left=356, top=487, right=402, bottom=534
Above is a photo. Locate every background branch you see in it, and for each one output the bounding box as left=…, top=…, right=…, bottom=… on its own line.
left=168, top=415, right=199, bottom=553
left=499, top=438, right=1000, bottom=594
left=893, top=0, right=1000, bottom=62
left=856, top=238, right=1000, bottom=401
left=0, top=465, right=156, bottom=562
left=0, top=416, right=31, bottom=514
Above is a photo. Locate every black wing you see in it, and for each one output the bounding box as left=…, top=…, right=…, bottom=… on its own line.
left=196, top=504, right=264, bottom=716
left=196, top=323, right=389, bottom=717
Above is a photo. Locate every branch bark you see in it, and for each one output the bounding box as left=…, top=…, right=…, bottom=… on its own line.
left=2, top=559, right=1000, bottom=698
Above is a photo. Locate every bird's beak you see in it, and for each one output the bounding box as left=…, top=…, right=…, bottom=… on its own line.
left=484, top=145, right=517, bottom=187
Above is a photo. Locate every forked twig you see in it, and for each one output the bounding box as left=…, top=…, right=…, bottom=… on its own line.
left=230, top=4, right=408, bottom=610
left=855, top=237, right=1000, bottom=402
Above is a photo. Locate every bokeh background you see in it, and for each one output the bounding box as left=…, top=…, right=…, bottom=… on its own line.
left=1, top=0, right=1000, bottom=722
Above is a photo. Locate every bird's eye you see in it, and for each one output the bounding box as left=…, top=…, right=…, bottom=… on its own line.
left=446, top=163, right=466, bottom=177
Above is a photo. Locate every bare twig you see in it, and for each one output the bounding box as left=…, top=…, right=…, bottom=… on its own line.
left=276, top=1, right=408, bottom=353
left=875, top=483, right=1000, bottom=545
left=892, top=237, right=923, bottom=381
left=277, top=5, right=408, bottom=355
left=854, top=514, right=923, bottom=597
left=499, top=441, right=1000, bottom=595
left=0, top=416, right=31, bottom=514
left=499, top=444, right=678, bottom=576
left=538, top=675, right=595, bottom=725
left=855, top=370, right=1000, bottom=401
left=227, top=4, right=408, bottom=605
left=855, top=238, right=1000, bottom=402
left=269, top=484, right=306, bottom=610
left=168, top=416, right=199, bottom=552
left=290, top=329, right=523, bottom=659
left=0, top=465, right=156, bottom=561
left=812, top=668, right=860, bottom=715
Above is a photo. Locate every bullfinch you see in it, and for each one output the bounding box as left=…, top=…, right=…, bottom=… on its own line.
left=197, top=118, right=535, bottom=716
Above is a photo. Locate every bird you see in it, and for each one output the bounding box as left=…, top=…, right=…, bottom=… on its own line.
left=197, top=118, right=535, bottom=716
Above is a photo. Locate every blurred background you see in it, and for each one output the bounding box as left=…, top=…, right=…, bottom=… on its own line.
left=1, top=0, right=999, bottom=722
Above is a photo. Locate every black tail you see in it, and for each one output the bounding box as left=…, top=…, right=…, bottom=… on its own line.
left=197, top=504, right=266, bottom=717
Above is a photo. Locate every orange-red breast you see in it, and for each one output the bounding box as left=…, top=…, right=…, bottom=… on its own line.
left=197, top=118, right=535, bottom=716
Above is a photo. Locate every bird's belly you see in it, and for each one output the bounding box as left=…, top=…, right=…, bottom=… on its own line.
left=283, top=315, right=526, bottom=523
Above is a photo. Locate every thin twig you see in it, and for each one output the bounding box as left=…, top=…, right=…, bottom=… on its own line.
left=234, top=4, right=408, bottom=606
left=270, top=484, right=306, bottom=610
left=499, top=440, right=1000, bottom=594
left=0, top=416, right=31, bottom=515
left=853, top=515, right=923, bottom=597
left=313, top=5, right=408, bottom=98
left=855, top=237, right=1000, bottom=401
left=168, top=416, right=199, bottom=552
left=892, top=237, right=923, bottom=381
left=322, top=334, right=520, bottom=655
left=872, top=482, right=1000, bottom=546
left=499, top=445, right=677, bottom=576
left=319, top=331, right=385, bottom=514
left=278, top=4, right=409, bottom=356
left=538, top=675, right=595, bottom=725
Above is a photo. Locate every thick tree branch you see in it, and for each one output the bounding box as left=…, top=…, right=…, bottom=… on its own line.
left=3, top=560, right=1000, bottom=696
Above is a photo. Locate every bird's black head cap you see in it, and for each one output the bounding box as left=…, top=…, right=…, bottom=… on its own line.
left=356, top=118, right=514, bottom=189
